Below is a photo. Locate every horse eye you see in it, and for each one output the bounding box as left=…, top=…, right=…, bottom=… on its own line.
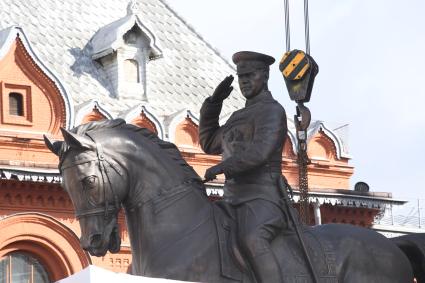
left=82, top=176, right=97, bottom=189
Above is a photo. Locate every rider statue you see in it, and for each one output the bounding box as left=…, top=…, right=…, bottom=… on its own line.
left=199, top=51, right=289, bottom=283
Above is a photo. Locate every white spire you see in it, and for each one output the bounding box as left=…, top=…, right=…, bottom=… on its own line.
left=127, top=0, right=140, bottom=15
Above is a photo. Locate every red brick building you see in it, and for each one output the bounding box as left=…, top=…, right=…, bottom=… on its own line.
left=0, top=0, right=402, bottom=281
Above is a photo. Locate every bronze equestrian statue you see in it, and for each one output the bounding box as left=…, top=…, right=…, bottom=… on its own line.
left=44, top=120, right=424, bottom=282
left=200, top=51, right=290, bottom=282
left=44, top=51, right=425, bottom=282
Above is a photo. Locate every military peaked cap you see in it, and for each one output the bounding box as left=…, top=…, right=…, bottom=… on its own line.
left=232, top=51, right=275, bottom=75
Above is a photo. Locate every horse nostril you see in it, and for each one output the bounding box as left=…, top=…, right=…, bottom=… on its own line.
left=89, top=234, right=102, bottom=248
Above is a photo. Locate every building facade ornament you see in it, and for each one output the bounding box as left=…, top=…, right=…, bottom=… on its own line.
left=0, top=26, right=74, bottom=129
left=0, top=213, right=90, bottom=281
left=74, top=100, right=113, bottom=126
left=121, top=105, right=164, bottom=139
left=166, top=109, right=199, bottom=144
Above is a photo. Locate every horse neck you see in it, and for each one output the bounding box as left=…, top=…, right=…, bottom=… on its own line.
left=124, top=180, right=213, bottom=275
left=121, top=131, right=201, bottom=207
left=118, top=133, right=213, bottom=274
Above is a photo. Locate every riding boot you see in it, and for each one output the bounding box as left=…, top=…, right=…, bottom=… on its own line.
left=251, top=252, right=283, bottom=283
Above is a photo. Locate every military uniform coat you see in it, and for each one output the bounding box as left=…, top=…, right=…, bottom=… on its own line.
left=199, top=90, right=287, bottom=205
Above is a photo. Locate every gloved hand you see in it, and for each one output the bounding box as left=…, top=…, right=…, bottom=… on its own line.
left=204, top=164, right=224, bottom=182
left=210, top=75, right=234, bottom=102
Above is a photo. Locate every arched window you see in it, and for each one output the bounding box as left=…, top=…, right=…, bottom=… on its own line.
left=0, top=252, right=50, bottom=283
left=123, top=59, right=140, bottom=83
left=9, top=92, right=24, bottom=116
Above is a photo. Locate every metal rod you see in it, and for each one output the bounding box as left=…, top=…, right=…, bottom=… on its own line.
left=303, top=0, right=311, bottom=54
left=284, top=0, right=291, bottom=52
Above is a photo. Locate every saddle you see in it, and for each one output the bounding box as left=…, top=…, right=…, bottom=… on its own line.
left=213, top=201, right=339, bottom=283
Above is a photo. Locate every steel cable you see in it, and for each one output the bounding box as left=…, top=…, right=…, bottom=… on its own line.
left=284, top=0, right=311, bottom=54
left=304, top=0, right=310, bottom=54
left=284, top=0, right=291, bottom=52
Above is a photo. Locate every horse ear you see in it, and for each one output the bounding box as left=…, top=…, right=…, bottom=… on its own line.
left=43, top=135, right=63, bottom=156
left=60, top=128, right=95, bottom=150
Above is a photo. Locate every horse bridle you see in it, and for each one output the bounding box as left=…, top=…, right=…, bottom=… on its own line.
left=60, top=133, right=125, bottom=220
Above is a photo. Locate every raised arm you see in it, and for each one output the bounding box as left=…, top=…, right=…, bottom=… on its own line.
left=199, top=76, right=234, bottom=154
left=199, top=99, right=224, bottom=154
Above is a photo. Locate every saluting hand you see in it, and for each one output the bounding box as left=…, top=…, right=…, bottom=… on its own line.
left=210, top=75, right=234, bottom=102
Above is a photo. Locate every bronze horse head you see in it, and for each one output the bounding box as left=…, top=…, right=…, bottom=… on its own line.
left=45, top=120, right=130, bottom=256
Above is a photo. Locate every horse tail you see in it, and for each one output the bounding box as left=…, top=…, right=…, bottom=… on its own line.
left=391, top=233, right=425, bottom=283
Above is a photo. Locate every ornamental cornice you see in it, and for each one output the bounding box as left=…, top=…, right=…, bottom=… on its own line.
left=204, top=184, right=405, bottom=210
left=0, top=167, right=61, bottom=183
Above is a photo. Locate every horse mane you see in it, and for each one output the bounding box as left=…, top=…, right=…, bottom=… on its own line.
left=71, top=118, right=126, bottom=136
left=61, top=119, right=200, bottom=180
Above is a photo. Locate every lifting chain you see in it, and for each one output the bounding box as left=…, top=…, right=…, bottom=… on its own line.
left=294, top=103, right=311, bottom=224
left=298, top=145, right=310, bottom=224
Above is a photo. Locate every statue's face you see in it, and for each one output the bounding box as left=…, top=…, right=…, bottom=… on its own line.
left=238, top=69, right=267, bottom=99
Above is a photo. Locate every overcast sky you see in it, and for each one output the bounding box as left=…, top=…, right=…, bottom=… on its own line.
left=168, top=0, right=425, bottom=200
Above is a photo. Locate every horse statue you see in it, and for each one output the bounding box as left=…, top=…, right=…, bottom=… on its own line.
left=44, top=119, right=424, bottom=282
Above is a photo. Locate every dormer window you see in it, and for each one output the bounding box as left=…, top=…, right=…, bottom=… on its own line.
left=89, top=3, right=162, bottom=100
left=124, top=59, right=140, bottom=83
left=9, top=92, right=24, bottom=116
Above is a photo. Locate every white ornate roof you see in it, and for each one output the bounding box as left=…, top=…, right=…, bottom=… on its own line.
left=0, top=0, right=350, bottom=157
left=0, top=0, right=243, bottom=126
